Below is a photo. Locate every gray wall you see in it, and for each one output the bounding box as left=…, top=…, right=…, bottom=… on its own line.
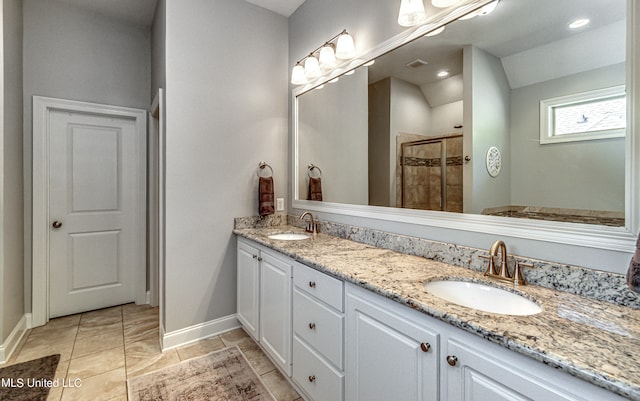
left=151, top=0, right=166, bottom=99
left=465, top=46, right=511, bottom=214
left=289, top=0, right=634, bottom=273
left=1, top=0, right=24, bottom=343
left=164, top=0, right=288, bottom=333
left=298, top=69, right=368, bottom=205
left=510, top=63, right=626, bottom=211
left=22, top=0, right=152, bottom=312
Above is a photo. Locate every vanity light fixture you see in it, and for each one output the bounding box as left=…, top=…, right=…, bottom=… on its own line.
left=569, top=18, right=590, bottom=29
left=290, top=29, right=357, bottom=85
left=398, top=0, right=427, bottom=27
left=459, top=0, right=499, bottom=20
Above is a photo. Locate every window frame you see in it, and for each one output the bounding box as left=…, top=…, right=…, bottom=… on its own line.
left=539, top=85, right=626, bottom=144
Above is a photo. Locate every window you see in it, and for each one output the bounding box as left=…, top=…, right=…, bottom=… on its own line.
left=540, top=86, right=626, bottom=144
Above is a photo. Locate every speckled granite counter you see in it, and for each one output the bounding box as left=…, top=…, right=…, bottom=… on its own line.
left=234, top=225, right=640, bottom=400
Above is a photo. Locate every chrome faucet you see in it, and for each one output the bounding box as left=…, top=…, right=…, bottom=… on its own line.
left=483, top=240, right=528, bottom=285
left=299, top=212, right=318, bottom=235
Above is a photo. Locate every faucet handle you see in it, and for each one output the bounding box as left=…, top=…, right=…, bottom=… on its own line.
left=513, top=262, right=532, bottom=286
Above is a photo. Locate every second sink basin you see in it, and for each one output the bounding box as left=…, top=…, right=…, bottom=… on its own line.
left=267, top=233, right=311, bottom=241
left=425, top=280, right=542, bottom=316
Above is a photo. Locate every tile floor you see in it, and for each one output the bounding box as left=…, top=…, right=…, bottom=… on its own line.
left=1, top=304, right=302, bottom=401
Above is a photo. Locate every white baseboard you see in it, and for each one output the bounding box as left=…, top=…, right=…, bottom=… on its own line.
left=161, top=314, right=240, bottom=351
left=0, top=314, right=30, bottom=364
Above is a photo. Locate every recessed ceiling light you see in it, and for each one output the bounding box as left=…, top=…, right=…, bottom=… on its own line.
left=437, top=70, right=450, bottom=78
left=569, top=18, right=590, bottom=29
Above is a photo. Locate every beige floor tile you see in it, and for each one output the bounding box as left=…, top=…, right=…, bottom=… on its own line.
left=123, top=310, right=158, bottom=345
left=176, top=336, right=225, bottom=361
left=79, top=306, right=122, bottom=328
left=125, top=348, right=180, bottom=378
left=261, top=368, right=301, bottom=401
left=221, top=327, right=255, bottom=348
left=46, top=359, right=70, bottom=401
left=242, top=342, right=277, bottom=375
left=60, top=367, right=126, bottom=401
left=67, top=347, right=125, bottom=380
left=30, top=315, right=80, bottom=336
left=122, top=303, right=157, bottom=317
left=15, top=336, right=75, bottom=363
left=76, top=321, right=123, bottom=340
left=72, top=325, right=123, bottom=358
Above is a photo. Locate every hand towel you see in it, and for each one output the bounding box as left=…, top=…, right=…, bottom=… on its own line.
left=259, top=176, right=275, bottom=216
left=628, top=233, right=640, bottom=293
left=308, top=177, right=323, bottom=201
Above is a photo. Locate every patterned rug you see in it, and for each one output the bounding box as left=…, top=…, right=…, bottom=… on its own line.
left=127, top=346, right=276, bottom=401
left=0, top=354, right=60, bottom=401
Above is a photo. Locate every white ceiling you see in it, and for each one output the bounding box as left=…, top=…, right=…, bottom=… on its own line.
left=244, top=0, right=306, bottom=17
left=56, top=0, right=159, bottom=27
left=53, top=0, right=306, bottom=28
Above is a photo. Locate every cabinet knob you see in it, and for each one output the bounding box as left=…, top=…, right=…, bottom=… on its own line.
left=309, top=322, right=316, bottom=330
left=252, top=255, right=258, bottom=259
left=308, top=375, right=316, bottom=383
left=309, top=281, right=316, bottom=288
left=257, top=257, right=262, bottom=262
left=420, top=342, right=431, bottom=353
left=446, top=355, right=458, bottom=366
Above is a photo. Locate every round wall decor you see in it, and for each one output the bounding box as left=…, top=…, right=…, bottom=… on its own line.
left=486, top=146, right=501, bottom=177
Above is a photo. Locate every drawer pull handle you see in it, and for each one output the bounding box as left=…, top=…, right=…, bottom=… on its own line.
left=309, top=322, right=316, bottom=330
left=420, top=342, right=431, bottom=352
left=309, top=281, right=316, bottom=288
left=446, top=355, right=458, bottom=366
left=308, top=375, right=316, bottom=383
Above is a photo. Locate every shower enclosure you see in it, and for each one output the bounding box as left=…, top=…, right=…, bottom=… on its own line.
left=400, top=134, right=463, bottom=212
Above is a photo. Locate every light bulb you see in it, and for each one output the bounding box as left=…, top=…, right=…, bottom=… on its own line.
left=398, top=0, right=426, bottom=27
left=335, top=32, right=356, bottom=59
left=304, top=56, right=321, bottom=79
left=319, top=45, right=337, bottom=69
left=291, top=64, right=307, bottom=85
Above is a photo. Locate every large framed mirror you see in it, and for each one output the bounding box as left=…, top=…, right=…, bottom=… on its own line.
left=292, top=0, right=639, bottom=251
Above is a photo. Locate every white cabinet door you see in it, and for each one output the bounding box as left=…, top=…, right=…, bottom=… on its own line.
left=443, top=332, right=627, bottom=401
left=237, top=239, right=260, bottom=340
left=345, top=284, right=439, bottom=401
left=260, top=251, right=293, bottom=376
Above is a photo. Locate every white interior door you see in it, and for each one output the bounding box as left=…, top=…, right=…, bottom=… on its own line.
left=48, top=110, right=139, bottom=318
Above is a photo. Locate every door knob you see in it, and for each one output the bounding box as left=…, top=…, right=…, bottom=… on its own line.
left=52, top=221, right=63, bottom=229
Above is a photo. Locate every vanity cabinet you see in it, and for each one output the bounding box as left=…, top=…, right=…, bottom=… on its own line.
left=345, top=284, right=440, bottom=401
left=292, top=263, right=345, bottom=401
left=236, top=237, right=292, bottom=376
left=443, top=328, right=626, bottom=401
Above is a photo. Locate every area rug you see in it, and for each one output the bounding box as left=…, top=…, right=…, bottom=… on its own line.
left=0, top=354, right=60, bottom=401
left=127, top=346, right=276, bottom=401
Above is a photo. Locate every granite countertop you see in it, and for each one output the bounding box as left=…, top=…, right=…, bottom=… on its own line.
left=234, top=226, right=640, bottom=400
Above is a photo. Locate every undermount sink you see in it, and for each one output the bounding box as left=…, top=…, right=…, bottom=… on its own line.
left=424, top=280, right=542, bottom=316
left=267, top=233, right=311, bottom=241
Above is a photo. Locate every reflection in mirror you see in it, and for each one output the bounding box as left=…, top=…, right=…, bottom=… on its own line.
left=296, top=0, right=626, bottom=227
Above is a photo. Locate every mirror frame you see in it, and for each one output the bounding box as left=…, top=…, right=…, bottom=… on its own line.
left=292, top=0, right=639, bottom=252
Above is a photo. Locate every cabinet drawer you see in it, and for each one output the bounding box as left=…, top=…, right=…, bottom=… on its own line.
left=293, top=262, right=343, bottom=311
left=293, top=336, right=344, bottom=401
left=293, top=288, right=344, bottom=369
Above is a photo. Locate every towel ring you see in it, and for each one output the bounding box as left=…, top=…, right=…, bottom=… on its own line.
left=307, top=164, right=322, bottom=178
left=257, top=161, right=273, bottom=177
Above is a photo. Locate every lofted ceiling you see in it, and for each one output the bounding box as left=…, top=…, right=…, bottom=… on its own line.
left=54, top=0, right=306, bottom=28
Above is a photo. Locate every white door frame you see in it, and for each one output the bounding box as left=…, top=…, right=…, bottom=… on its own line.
left=149, top=89, right=164, bottom=312
left=32, top=96, right=147, bottom=327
